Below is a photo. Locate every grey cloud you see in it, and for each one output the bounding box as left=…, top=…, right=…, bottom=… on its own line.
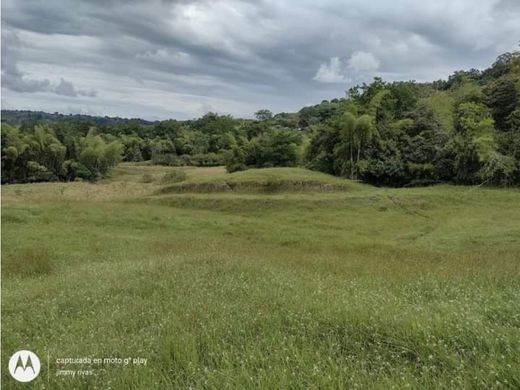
left=2, top=0, right=519, bottom=119
left=2, top=29, right=97, bottom=97
left=3, top=70, right=97, bottom=97
left=496, top=0, right=520, bottom=11
left=54, top=78, right=97, bottom=97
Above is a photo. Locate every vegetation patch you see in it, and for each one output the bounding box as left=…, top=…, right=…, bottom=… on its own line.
left=161, top=169, right=187, bottom=184
left=160, top=179, right=344, bottom=193
left=141, top=173, right=155, bottom=183
left=156, top=167, right=352, bottom=193
left=2, top=247, right=54, bottom=277
left=1, top=165, right=519, bottom=388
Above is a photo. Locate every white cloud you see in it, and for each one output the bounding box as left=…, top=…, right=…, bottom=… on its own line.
left=314, top=52, right=380, bottom=84
left=313, top=57, right=348, bottom=83
left=347, top=51, right=380, bottom=72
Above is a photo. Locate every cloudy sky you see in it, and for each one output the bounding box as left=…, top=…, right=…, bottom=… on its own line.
left=1, top=0, right=519, bottom=120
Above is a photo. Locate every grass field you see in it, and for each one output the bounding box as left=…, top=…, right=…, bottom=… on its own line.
left=2, top=163, right=520, bottom=389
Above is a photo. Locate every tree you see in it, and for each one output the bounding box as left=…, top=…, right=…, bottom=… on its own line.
left=150, top=138, right=178, bottom=166
left=336, top=112, right=376, bottom=179
left=305, top=124, right=341, bottom=174
left=254, top=109, right=273, bottom=121
left=1, top=124, right=29, bottom=183
left=507, top=108, right=520, bottom=131
left=225, top=136, right=248, bottom=173
left=479, top=152, right=517, bottom=186
left=455, top=102, right=497, bottom=162
left=444, top=135, right=481, bottom=184
left=482, top=51, right=520, bottom=80
left=1, top=124, right=66, bottom=183
left=121, top=135, right=145, bottom=162
left=484, top=76, right=519, bottom=131
left=76, top=130, right=123, bottom=180
left=224, top=128, right=302, bottom=172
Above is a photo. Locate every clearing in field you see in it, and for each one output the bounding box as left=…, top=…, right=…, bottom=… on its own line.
left=2, top=164, right=520, bottom=388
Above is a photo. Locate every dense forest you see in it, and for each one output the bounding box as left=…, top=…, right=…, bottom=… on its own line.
left=2, top=51, right=519, bottom=186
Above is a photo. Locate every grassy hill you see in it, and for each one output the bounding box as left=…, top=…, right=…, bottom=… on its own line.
left=158, top=167, right=366, bottom=193
left=2, top=164, right=520, bottom=388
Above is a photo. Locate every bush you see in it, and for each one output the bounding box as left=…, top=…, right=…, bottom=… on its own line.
left=60, top=160, right=92, bottom=181
left=225, top=128, right=302, bottom=172
left=479, top=152, right=517, bottom=186
left=190, top=152, right=225, bottom=166
left=359, top=157, right=407, bottom=187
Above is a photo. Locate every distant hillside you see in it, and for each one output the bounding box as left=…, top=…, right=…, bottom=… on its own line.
left=1, top=110, right=158, bottom=127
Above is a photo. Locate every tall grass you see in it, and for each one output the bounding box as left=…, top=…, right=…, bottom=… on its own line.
left=1, top=165, right=519, bottom=388
left=2, top=247, right=54, bottom=277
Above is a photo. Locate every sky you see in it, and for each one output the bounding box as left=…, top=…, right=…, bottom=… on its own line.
left=1, top=0, right=519, bottom=120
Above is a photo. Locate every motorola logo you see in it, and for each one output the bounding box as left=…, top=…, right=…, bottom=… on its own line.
left=8, top=350, right=41, bottom=382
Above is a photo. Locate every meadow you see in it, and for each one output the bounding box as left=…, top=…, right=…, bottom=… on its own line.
left=2, top=163, right=520, bottom=389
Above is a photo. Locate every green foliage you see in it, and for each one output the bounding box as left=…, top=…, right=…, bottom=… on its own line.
left=421, top=90, right=455, bottom=131
left=225, top=128, right=302, bottom=172
left=305, top=124, right=340, bottom=174
left=484, top=75, right=519, bottom=131
left=305, top=53, right=520, bottom=187
left=478, top=152, right=517, bottom=186
left=454, top=102, right=496, bottom=158
left=334, top=112, right=377, bottom=179
left=508, top=107, right=520, bottom=130
left=297, top=99, right=345, bottom=128
left=254, top=109, right=273, bottom=121
left=151, top=138, right=178, bottom=166
left=60, top=159, right=91, bottom=181
left=359, top=153, right=407, bottom=187
left=455, top=102, right=490, bottom=133
left=442, top=134, right=481, bottom=184
left=482, top=51, right=520, bottom=80
left=121, top=135, right=146, bottom=162
left=76, top=131, right=123, bottom=180
left=1, top=124, right=66, bottom=183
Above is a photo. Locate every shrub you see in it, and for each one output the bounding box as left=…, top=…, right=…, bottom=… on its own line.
left=60, top=160, right=92, bottom=181
left=479, top=152, right=517, bottom=186
left=190, top=152, right=225, bottom=166
left=225, top=128, right=302, bottom=172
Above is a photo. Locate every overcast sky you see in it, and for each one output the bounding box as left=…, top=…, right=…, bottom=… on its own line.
left=1, top=0, right=519, bottom=120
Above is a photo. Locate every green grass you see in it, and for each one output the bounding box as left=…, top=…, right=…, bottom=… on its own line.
left=2, top=165, right=520, bottom=389
left=159, top=167, right=363, bottom=193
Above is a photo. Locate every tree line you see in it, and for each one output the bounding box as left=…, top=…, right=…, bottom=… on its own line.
left=2, top=51, right=519, bottom=186
left=304, top=52, right=520, bottom=186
